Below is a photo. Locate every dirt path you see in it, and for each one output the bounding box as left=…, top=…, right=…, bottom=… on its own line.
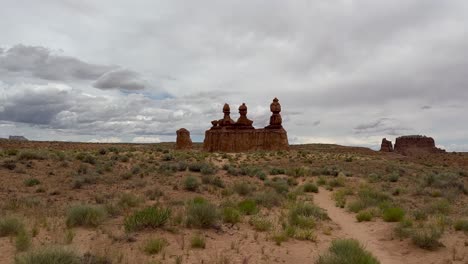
left=313, top=188, right=405, bottom=264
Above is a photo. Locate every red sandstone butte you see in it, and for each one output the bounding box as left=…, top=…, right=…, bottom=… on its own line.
left=176, top=128, right=193, bottom=150
left=203, top=98, right=289, bottom=152
left=394, top=135, right=445, bottom=155
left=380, top=138, right=394, bottom=152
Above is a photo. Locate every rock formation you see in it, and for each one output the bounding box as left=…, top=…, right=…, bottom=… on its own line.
left=203, top=98, right=289, bottom=152
left=394, top=135, right=445, bottom=155
left=175, top=128, right=193, bottom=150
left=9, top=136, right=28, bottom=141
left=380, top=138, right=394, bottom=152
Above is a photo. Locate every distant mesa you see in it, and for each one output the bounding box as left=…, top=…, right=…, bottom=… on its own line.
left=203, top=98, right=289, bottom=152
left=9, top=136, right=29, bottom=141
left=175, top=128, right=193, bottom=150
left=379, top=135, right=445, bottom=155
left=380, top=138, right=393, bottom=152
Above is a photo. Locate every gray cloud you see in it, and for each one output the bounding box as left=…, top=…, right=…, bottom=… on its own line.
left=0, top=1, right=467, bottom=150
left=0, top=44, right=114, bottom=81
left=93, top=69, right=146, bottom=90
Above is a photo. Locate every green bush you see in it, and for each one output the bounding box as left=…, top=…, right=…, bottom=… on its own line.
left=15, top=247, right=81, bottom=264
left=66, top=205, right=107, bottom=228
left=222, top=207, right=241, bottom=224
left=186, top=199, right=219, bottom=228
left=190, top=233, right=206, bottom=249
left=254, top=191, right=283, bottom=208
left=24, top=178, right=41, bottom=187
left=237, top=199, right=258, bottom=215
left=18, top=150, right=46, bottom=160
left=200, top=163, right=216, bottom=175
left=124, top=206, right=171, bottom=232
left=201, top=174, right=225, bottom=188
left=249, top=216, right=272, bottom=231
left=382, top=207, right=405, bottom=222
left=270, top=167, right=285, bottom=175
left=117, top=193, right=141, bottom=209
left=265, top=178, right=289, bottom=195
left=289, top=202, right=328, bottom=228
left=303, top=182, right=319, bottom=193
left=232, top=181, right=254, bottom=196
left=356, top=211, right=373, bottom=222
left=184, top=176, right=200, bottom=191
left=454, top=219, right=468, bottom=232
left=410, top=226, right=443, bottom=250
left=143, top=238, right=167, bottom=255
left=0, top=217, right=25, bottom=237
left=316, top=239, right=380, bottom=264
left=16, top=230, right=31, bottom=252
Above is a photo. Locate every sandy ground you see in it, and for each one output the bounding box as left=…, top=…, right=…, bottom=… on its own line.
left=314, top=188, right=468, bottom=264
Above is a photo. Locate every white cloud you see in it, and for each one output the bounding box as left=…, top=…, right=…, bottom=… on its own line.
left=88, top=137, right=122, bottom=143
left=132, top=136, right=161, bottom=143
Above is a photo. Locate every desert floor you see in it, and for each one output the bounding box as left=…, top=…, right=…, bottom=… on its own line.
left=0, top=141, right=467, bottom=264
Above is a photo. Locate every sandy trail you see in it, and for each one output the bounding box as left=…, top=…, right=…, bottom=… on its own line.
left=313, top=188, right=405, bottom=264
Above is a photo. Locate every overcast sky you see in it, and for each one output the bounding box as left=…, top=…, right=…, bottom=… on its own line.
left=1, top=0, right=467, bottom=150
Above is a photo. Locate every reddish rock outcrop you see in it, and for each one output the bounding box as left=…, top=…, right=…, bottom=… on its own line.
left=204, top=98, right=289, bottom=152
left=394, top=135, right=445, bottom=155
left=380, top=138, right=394, bottom=152
left=176, top=128, right=193, bottom=150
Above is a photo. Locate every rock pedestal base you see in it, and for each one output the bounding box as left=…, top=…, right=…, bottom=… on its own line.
left=203, top=128, right=289, bottom=152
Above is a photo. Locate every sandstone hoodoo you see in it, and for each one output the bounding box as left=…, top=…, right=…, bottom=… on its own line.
left=379, top=138, right=394, bottom=152
left=394, top=135, right=445, bottom=155
left=203, top=98, right=289, bottom=152
left=175, top=128, right=193, bottom=150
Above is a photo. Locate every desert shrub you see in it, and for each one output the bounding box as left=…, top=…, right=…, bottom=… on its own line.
left=24, top=178, right=40, bottom=187
left=387, top=172, right=400, bottom=182
left=271, top=231, right=289, bottom=246
left=143, top=238, right=167, bottom=255
left=0, top=217, right=25, bottom=237
left=265, top=178, right=289, bottom=195
left=201, top=174, right=225, bottom=188
left=254, top=191, right=283, bottom=208
left=233, top=181, right=254, bottom=196
left=186, top=198, right=219, bottom=228
left=190, top=233, right=206, bottom=249
left=348, top=188, right=391, bottom=213
left=117, top=193, right=141, bottom=209
left=66, top=205, right=107, bottom=228
left=327, top=175, right=346, bottom=188
left=124, top=206, right=171, bottom=232
left=188, top=162, right=204, bottom=172
left=2, top=159, right=16, bottom=170
left=226, top=165, right=241, bottom=176
left=249, top=216, right=272, bottom=231
left=454, top=219, right=468, bottom=232
left=356, top=211, right=373, bottom=222
left=286, top=166, right=310, bottom=177
left=289, top=202, right=328, bottom=228
left=237, top=199, right=258, bottom=215
left=303, top=182, right=319, bottom=193
left=239, top=165, right=264, bottom=177
left=316, top=239, right=380, bottom=264
left=184, top=176, right=200, bottom=191
left=15, top=247, right=81, bottom=264
left=270, top=167, right=286, bottom=175
left=145, top=188, right=164, bottom=200
left=222, top=207, right=241, bottom=224
left=158, top=163, right=178, bottom=174
left=410, top=225, right=443, bottom=250
left=177, top=161, right=188, bottom=171
left=18, top=150, right=46, bottom=160
left=424, top=199, right=451, bottom=215
left=394, top=218, right=414, bottom=239
left=82, top=154, right=96, bottom=165
left=200, top=163, right=216, bottom=175
left=333, top=188, right=353, bottom=208
left=162, top=153, right=173, bottom=161
left=16, top=230, right=31, bottom=252
left=317, top=176, right=327, bottom=186
left=423, top=172, right=467, bottom=195
left=382, top=207, right=405, bottom=222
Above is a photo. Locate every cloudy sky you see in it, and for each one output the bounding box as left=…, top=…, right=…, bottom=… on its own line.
left=1, top=0, right=467, bottom=150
